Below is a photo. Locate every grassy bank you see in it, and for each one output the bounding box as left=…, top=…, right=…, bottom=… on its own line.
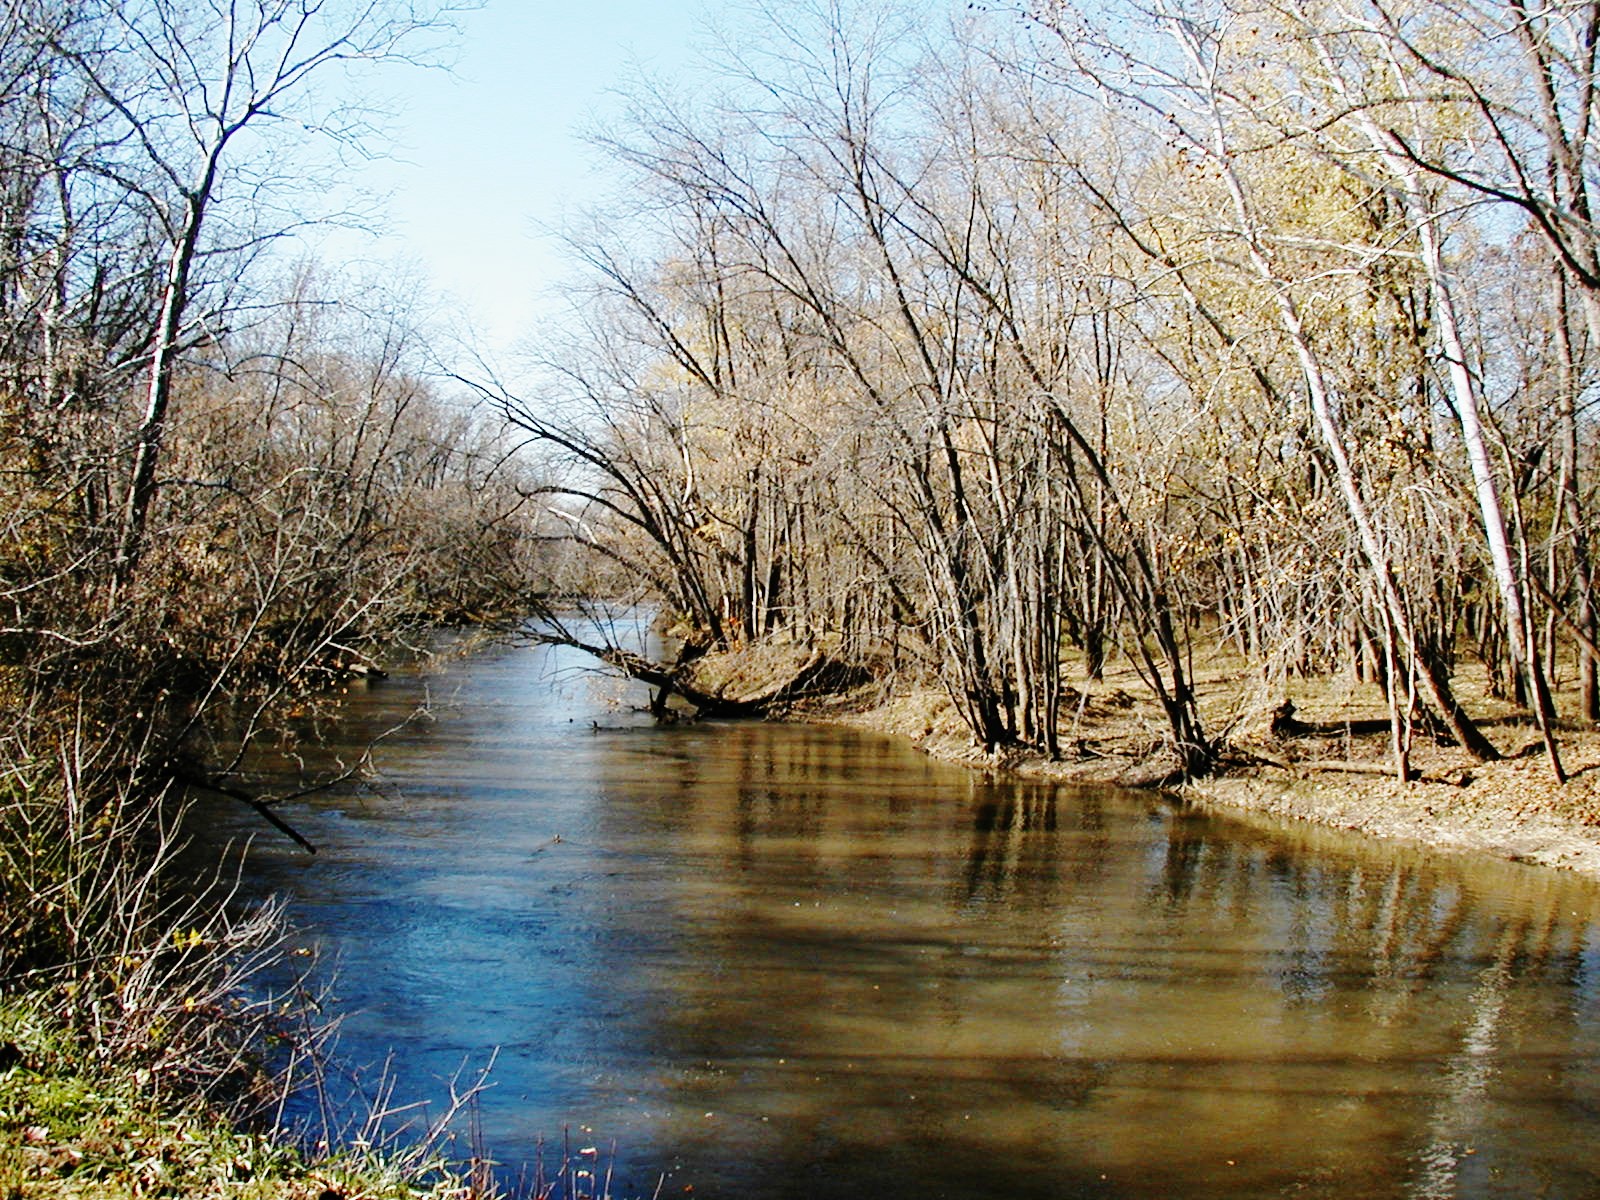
left=0, top=998, right=484, bottom=1200
left=0, top=750, right=490, bottom=1200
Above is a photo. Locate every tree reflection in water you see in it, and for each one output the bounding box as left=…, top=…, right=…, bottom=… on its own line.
left=191, top=638, right=1600, bottom=1200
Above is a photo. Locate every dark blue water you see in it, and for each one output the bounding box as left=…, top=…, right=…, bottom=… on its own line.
left=191, top=632, right=1600, bottom=1199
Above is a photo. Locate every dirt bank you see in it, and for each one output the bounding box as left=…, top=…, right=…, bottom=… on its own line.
left=686, top=635, right=1600, bottom=878
left=1183, top=733, right=1600, bottom=878
left=817, top=660, right=1600, bottom=881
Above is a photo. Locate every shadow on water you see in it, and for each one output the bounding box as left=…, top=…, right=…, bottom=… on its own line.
left=185, top=636, right=1600, bottom=1199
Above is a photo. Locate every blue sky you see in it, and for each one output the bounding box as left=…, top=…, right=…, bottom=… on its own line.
left=309, top=0, right=714, bottom=372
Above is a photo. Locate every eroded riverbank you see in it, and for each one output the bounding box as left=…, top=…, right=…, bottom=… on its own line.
left=820, top=669, right=1600, bottom=882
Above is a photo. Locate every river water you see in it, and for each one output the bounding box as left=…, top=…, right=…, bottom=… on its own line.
left=190, top=633, right=1600, bottom=1199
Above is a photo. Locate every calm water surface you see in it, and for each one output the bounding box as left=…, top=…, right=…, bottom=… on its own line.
left=193, top=635, right=1600, bottom=1199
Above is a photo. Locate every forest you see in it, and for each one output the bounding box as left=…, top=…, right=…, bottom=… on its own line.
left=0, top=0, right=1597, bottom=1193
left=498, top=0, right=1598, bottom=790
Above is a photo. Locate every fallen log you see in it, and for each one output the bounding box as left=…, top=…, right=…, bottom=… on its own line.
left=526, top=624, right=870, bottom=720
left=1244, top=750, right=1413, bottom=780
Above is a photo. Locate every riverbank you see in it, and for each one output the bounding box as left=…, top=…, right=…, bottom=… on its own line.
left=0, top=999, right=485, bottom=1200
left=0, top=759, right=489, bottom=1200
left=815, top=654, right=1600, bottom=881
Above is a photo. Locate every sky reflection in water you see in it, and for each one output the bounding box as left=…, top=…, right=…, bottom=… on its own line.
left=194, top=636, right=1600, bottom=1199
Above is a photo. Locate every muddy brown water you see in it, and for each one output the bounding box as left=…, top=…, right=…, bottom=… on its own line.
left=189, top=631, right=1600, bottom=1198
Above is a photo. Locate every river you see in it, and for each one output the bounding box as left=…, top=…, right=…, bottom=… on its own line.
left=188, top=632, right=1600, bottom=1199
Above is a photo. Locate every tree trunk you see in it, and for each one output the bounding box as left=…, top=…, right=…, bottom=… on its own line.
left=1197, top=86, right=1501, bottom=762
left=115, top=195, right=202, bottom=583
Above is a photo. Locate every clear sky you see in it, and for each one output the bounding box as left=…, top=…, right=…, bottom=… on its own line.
left=308, top=0, right=714, bottom=375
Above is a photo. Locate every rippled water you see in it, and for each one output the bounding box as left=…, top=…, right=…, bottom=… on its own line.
left=189, top=633, right=1600, bottom=1199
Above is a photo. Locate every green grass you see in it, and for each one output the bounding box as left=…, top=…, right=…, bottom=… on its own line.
left=0, top=1000, right=477, bottom=1200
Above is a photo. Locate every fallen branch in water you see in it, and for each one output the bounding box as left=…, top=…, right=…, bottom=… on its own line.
left=176, top=771, right=318, bottom=854
left=523, top=613, right=870, bottom=720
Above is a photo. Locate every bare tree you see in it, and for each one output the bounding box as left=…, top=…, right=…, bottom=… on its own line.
left=1027, top=0, right=1506, bottom=767
left=32, top=0, right=471, bottom=581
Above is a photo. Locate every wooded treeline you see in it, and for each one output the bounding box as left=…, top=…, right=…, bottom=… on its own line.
left=0, top=0, right=543, bottom=1066
left=497, top=0, right=1598, bottom=782
left=0, top=0, right=538, bottom=795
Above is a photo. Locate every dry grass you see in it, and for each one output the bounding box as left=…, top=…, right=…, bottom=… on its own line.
left=0, top=719, right=496, bottom=1200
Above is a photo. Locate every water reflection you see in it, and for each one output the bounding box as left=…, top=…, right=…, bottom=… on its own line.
left=188, top=638, right=1600, bottom=1199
